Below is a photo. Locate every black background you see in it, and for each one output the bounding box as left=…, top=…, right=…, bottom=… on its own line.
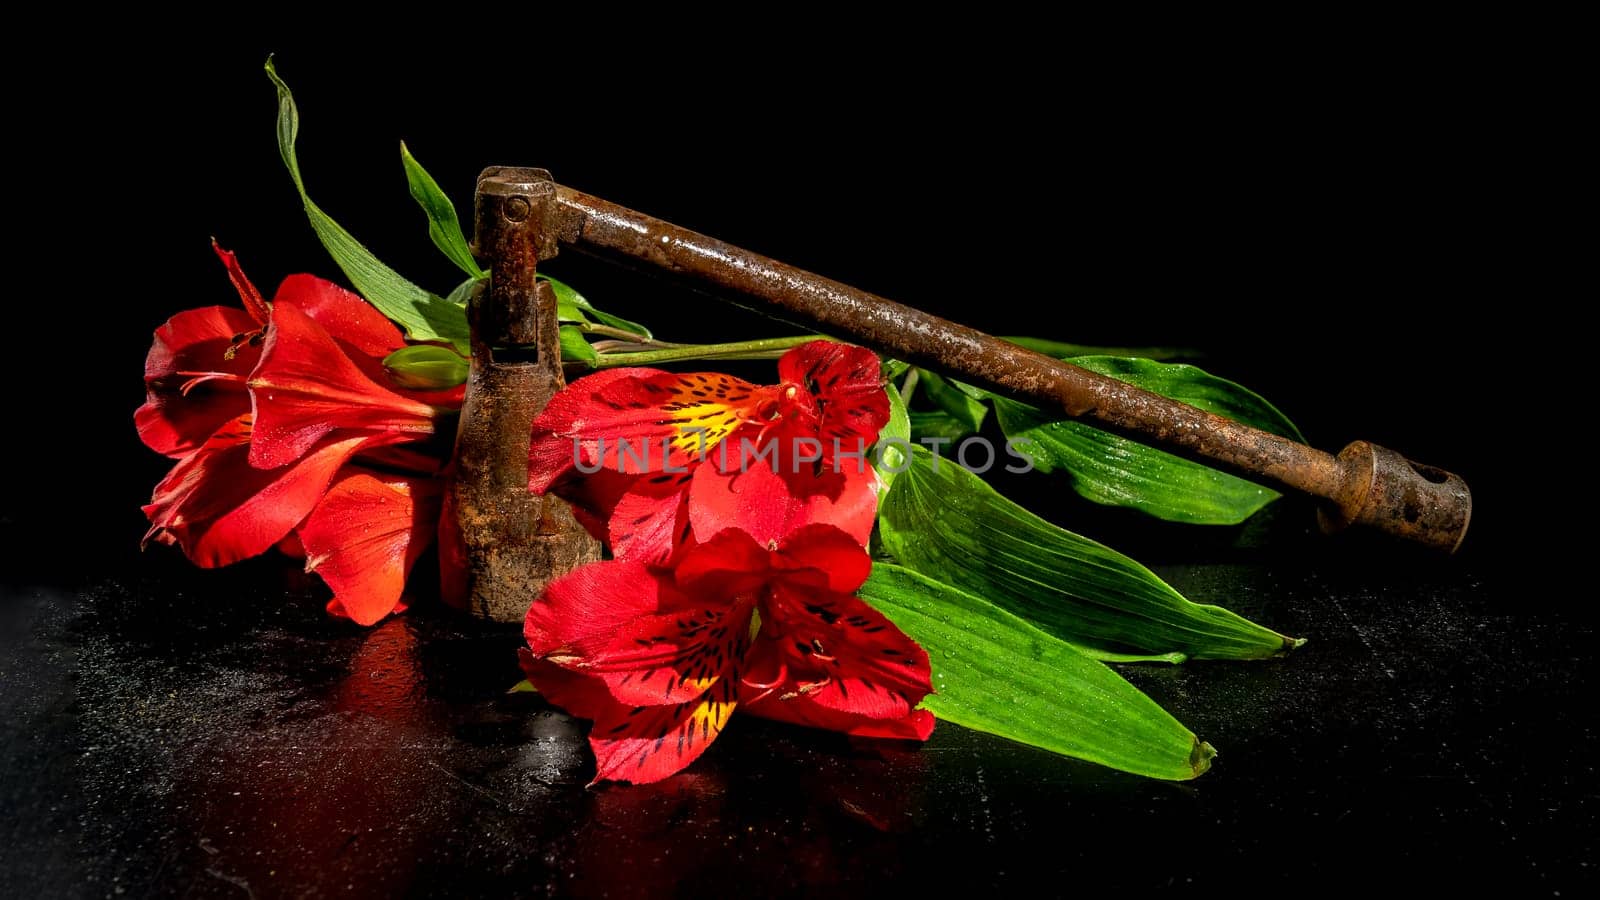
left=8, top=24, right=1584, bottom=897
left=15, top=27, right=1520, bottom=570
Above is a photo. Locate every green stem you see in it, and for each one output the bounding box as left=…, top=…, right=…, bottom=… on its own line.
left=585, top=335, right=828, bottom=368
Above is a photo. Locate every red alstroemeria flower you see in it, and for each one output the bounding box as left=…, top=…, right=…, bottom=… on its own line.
left=527, top=341, right=889, bottom=563
left=138, top=245, right=463, bottom=624
left=522, top=488, right=934, bottom=785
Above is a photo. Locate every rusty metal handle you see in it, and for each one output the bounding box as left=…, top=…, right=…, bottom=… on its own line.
left=545, top=183, right=1470, bottom=552
left=449, top=168, right=600, bottom=623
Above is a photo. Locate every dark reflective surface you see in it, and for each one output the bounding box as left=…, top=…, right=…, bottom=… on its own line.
left=3, top=512, right=1592, bottom=897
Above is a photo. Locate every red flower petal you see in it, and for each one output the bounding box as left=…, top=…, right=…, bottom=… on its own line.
left=212, top=241, right=271, bottom=325
left=297, top=470, right=442, bottom=626
left=528, top=368, right=644, bottom=493
left=248, top=303, right=437, bottom=470
left=606, top=474, right=694, bottom=564
left=529, top=367, right=773, bottom=486
left=525, top=559, right=696, bottom=660
left=588, top=602, right=749, bottom=706
left=142, top=415, right=374, bottom=568
left=687, top=458, right=878, bottom=549
left=672, top=528, right=775, bottom=599
left=587, top=677, right=739, bottom=785
left=518, top=652, right=617, bottom=715
left=776, top=341, right=889, bottom=459
left=136, top=305, right=260, bottom=457
left=525, top=558, right=743, bottom=707
left=775, top=523, right=875, bottom=594
left=272, top=274, right=404, bottom=357
left=755, top=581, right=933, bottom=720
left=673, top=524, right=870, bottom=597
left=521, top=652, right=738, bottom=786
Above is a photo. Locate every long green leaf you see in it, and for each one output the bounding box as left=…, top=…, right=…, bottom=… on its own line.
left=916, top=369, right=987, bottom=434
left=541, top=274, right=653, bottom=339
left=872, top=381, right=912, bottom=495
left=996, top=356, right=1303, bottom=525
left=400, top=141, right=484, bottom=279
left=265, top=59, right=469, bottom=351
left=559, top=325, right=599, bottom=362
left=861, top=565, right=1214, bottom=780
left=877, top=447, right=1300, bottom=660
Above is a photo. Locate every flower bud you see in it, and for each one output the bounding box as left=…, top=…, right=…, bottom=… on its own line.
left=383, top=345, right=469, bottom=390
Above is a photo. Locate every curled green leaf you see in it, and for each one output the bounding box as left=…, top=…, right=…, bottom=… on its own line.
left=265, top=59, right=470, bottom=352
left=860, top=564, right=1214, bottom=780
left=877, top=446, right=1301, bottom=660
left=400, top=142, right=484, bottom=280
left=540, top=274, right=653, bottom=339
left=996, top=356, right=1303, bottom=525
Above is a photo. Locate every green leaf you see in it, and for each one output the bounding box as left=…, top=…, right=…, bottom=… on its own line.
left=877, top=447, right=1300, bottom=660
left=559, top=325, right=599, bottom=362
left=996, top=356, right=1304, bottom=525
left=400, top=142, right=484, bottom=280
left=1001, top=336, right=1200, bottom=361
left=540, top=274, right=653, bottom=339
left=265, top=59, right=470, bottom=352
left=860, top=565, right=1214, bottom=780
left=916, top=369, right=987, bottom=433
left=445, top=275, right=481, bottom=306
left=908, top=409, right=980, bottom=443
left=872, top=381, right=912, bottom=494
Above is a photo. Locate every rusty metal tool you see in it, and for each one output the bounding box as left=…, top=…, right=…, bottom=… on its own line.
left=535, top=181, right=1471, bottom=552
left=450, top=168, right=599, bottom=622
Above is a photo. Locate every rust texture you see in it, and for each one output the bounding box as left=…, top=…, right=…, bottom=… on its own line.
left=548, top=183, right=1471, bottom=552
left=450, top=168, right=600, bottom=623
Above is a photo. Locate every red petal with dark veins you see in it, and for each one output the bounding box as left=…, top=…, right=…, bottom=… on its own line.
left=524, top=559, right=697, bottom=659
left=521, top=654, right=739, bottom=786
left=136, top=305, right=261, bottom=458
left=142, top=415, right=376, bottom=568
left=587, top=676, right=739, bottom=785
left=212, top=241, right=271, bottom=325
left=687, top=457, right=878, bottom=549
left=528, top=369, right=647, bottom=493
left=755, top=581, right=933, bottom=720
left=740, top=694, right=935, bottom=741
left=587, top=602, right=749, bottom=706
left=525, top=558, right=742, bottom=707
left=298, top=470, right=442, bottom=626
left=248, top=303, right=438, bottom=470
left=546, top=465, right=636, bottom=545
left=606, top=472, right=695, bottom=564
left=529, top=367, right=773, bottom=485
left=272, top=273, right=404, bottom=357
left=776, top=341, right=889, bottom=460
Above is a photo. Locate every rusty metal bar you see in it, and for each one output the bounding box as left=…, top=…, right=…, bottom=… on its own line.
left=450, top=168, right=600, bottom=622
left=546, top=183, right=1471, bottom=552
